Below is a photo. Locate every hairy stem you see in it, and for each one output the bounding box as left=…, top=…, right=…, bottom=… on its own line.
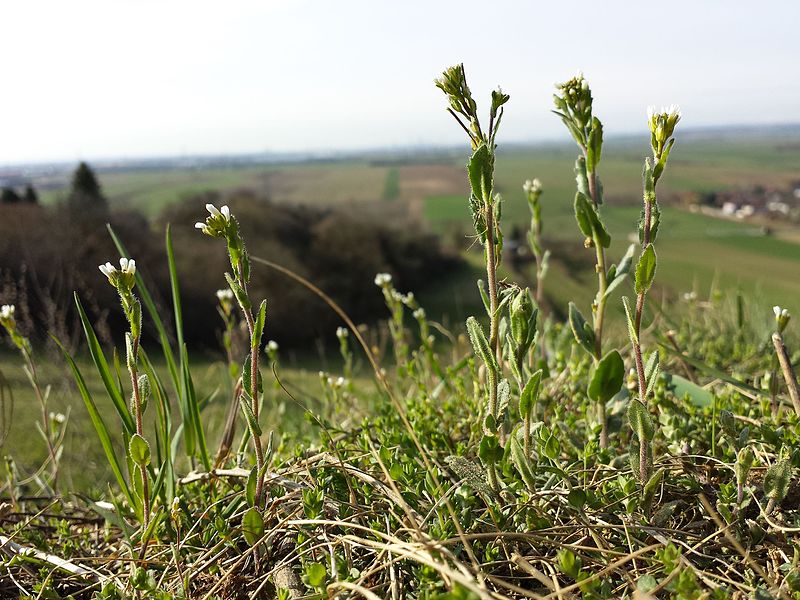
left=242, top=306, right=266, bottom=507
left=634, top=186, right=653, bottom=484
left=129, top=336, right=150, bottom=531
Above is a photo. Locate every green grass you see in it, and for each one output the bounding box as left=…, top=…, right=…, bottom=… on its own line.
left=0, top=352, right=345, bottom=493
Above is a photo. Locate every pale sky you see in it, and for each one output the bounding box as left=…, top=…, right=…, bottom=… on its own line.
left=2, top=0, right=798, bottom=164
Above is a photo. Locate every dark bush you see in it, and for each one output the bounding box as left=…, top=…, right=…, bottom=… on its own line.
left=0, top=190, right=459, bottom=352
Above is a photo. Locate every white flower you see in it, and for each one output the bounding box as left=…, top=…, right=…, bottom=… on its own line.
left=523, top=178, right=543, bottom=195
left=0, top=305, right=15, bottom=320
left=774, top=305, right=783, bottom=318
left=119, top=257, right=136, bottom=275
left=99, top=261, right=116, bottom=278
left=267, top=340, right=279, bottom=352
left=216, top=289, right=234, bottom=301
left=49, top=412, right=66, bottom=424
left=206, top=203, right=231, bottom=222
left=683, top=292, right=697, bottom=302
left=335, top=377, right=347, bottom=388
left=336, top=326, right=348, bottom=339
left=413, top=308, right=426, bottom=320
left=374, top=273, right=392, bottom=287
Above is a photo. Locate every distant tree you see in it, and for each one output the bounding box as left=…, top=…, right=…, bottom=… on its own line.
left=23, top=184, right=39, bottom=204
left=1, top=187, right=21, bottom=204
left=67, top=162, right=108, bottom=217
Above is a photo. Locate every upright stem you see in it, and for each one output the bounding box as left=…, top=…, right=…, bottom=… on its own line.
left=772, top=332, right=800, bottom=417
left=129, top=337, right=150, bottom=530
left=586, top=155, right=610, bottom=448
left=634, top=188, right=653, bottom=484
left=484, top=193, right=501, bottom=491
left=242, top=296, right=266, bottom=507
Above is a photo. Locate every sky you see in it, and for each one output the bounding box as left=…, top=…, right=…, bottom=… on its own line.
left=2, top=0, right=798, bottom=164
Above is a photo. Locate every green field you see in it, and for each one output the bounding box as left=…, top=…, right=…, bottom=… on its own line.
left=33, top=132, right=800, bottom=322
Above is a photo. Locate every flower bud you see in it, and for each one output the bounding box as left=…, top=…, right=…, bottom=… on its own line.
left=774, top=305, right=790, bottom=333
left=510, top=288, right=536, bottom=349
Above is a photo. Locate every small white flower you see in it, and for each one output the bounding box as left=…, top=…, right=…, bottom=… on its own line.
left=216, top=289, right=234, bottom=301
left=99, top=262, right=116, bottom=278
left=336, top=326, right=348, bottom=339
left=119, top=257, right=136, bottom=275
left=49, top=412, right=66, bottom=424
left=683, top=292, right=697, bottom=302
left=206, top=203, right=231, bottom=222
left=267, top=340, right=279, bottom=352
left=336, top=377, right=347, bottom=388
left=774, top=305, right=783, bottom=318
left=374, top=273, right=392, bottom=287
left=0, top=305, right=15, bottom=320
left=413, top=308, right=426, bottom=320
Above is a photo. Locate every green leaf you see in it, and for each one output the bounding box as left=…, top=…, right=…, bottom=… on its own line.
left=252, top=300, right=267, bottom=349
left=54, top=335, right=136, bottom=509
left=622, top=296, right=638, bottom=345
left=635, top=245, right=657, bottom=294
left=671, top=374, right=714, bottom=408
left=644, top=351, right=660, bottom=399
left=74, top=294, right=134, bottom=434
left=466, top=316, right=498, bottom=375
left=224, top=273, right=251, bottom=310
left=129, top=434, right=151, bottom=466
left=242, top=507, right=265, bottom=546
left=467, top=144, right=493, bottom=203
left=568, top=302, right=595, bottom=356
left=509, top=434, right=536, bottom=491
left=574, top=192, right=610, bottom=248
left=519, top=370, right=543, bottom=420
left=239, top=391, right=262, bottom=438
left=303, top=562, right=327, bottom=589
left=642, top=468, right=664, bottom=515
left=573, top=192, right=593, bottom=239
left=735, top=447, right=755, bottom=486
left=478, top=435, right=503, bottom=464
left=764, top=460, right=792, bottom=502
left=653, top=138, right=675, bottom=182
left=242, top=355, right=263, bottom=396
left=628, top=399, right=654, bottom=442
left=567, top=488, right=587, bottom=510
left=587, top=350, right=624, bottom=403
left=604, top=243, right=636, bottom=299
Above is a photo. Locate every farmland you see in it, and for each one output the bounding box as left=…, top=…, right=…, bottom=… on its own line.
left=32, top=128, right=800, bottom=319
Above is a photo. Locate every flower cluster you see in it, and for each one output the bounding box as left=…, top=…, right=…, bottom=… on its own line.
left=196, top=204, right=249, bottom=282
left=774, top=305, right=791, bottom=333
left=99, top=257, right=137, bottom=294
left=522, top=178, right=542, bottom=197
left=374, top=273, right=392, bottom=288
left=647, top=105, right=681, bottom=156
left=554, top=73, right=593, bottom=134
left=0, top=304, right=15, bottom=329
left=195, top=204, right=231, bottom=237
left=336, top=326, right=348, bottom=340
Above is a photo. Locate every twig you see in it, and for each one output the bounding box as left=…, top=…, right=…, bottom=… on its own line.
left=772, top=332, right=800, bottom=417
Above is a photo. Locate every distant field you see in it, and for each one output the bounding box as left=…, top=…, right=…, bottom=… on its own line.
left=34, top=132, right=800, bottom=318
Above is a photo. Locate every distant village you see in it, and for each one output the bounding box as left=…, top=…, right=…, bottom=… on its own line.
left=687, top=182, right=800, bottom=225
